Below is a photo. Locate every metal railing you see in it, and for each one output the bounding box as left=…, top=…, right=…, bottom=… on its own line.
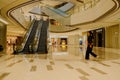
left=70, top=0, right=100, bottom=14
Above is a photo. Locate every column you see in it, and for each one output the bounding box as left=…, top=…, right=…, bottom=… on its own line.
left=0, top=22, right=7, bottom=54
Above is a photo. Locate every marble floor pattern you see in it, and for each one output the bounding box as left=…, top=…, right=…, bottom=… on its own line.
left=0, top=46, right=120, bottom=80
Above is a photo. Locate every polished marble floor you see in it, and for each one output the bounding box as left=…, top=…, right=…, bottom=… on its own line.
left=0, top=45, right=120, bottom=80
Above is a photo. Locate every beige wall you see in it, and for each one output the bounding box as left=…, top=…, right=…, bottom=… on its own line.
left=68, top=34, right=80, bottom=46
left=105, top=24, right=120, bottom=49
left=119, top=24, right=120, bottom=49
left=67, top=34, right=81, bottom=56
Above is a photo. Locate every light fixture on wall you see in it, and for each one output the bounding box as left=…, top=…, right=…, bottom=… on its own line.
left=0, top=18, right=9, bottom=24
left=0, top=14, right=9, bottom=24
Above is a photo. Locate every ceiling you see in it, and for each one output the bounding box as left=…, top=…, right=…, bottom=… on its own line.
left=0, top=0, right=91, bottom=35
left=0, top=0, right=120, bottom=36
left=0, top=0, right=17, bottom=9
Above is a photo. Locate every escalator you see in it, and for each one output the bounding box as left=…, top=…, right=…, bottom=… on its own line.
left=15, top=19, right=49, bottom=54
left=17, top=20, right=39, bottom=53
left=36, top=19, right=49, bottom=53
left=33, top=19, right=43, bottom=52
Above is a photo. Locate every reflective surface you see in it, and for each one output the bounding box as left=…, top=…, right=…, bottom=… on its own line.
left=0, top=45, right=120, bottom=80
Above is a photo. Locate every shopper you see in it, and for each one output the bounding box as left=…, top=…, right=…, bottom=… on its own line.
left=85, top=31, right=98, bottom=60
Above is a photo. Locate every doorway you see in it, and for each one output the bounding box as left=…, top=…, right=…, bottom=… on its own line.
left=94, top=28, right=105, bottom=47
left=98, top=32, right=102, bottom=47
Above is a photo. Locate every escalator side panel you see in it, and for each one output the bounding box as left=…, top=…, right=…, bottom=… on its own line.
left=21, top=20, right=39, bottom=53
left=37, top=20, right=49, bottom=53
left=34, top=19, right=43, bottom=52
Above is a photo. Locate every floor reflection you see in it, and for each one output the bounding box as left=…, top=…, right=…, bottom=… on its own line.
left=6, top=44, right=120, bottom=61
left=1, top=45, right=120, bottom=80
left=49, top=45, right=120, bottom=61
left=51, top=45, right=67, bottom=52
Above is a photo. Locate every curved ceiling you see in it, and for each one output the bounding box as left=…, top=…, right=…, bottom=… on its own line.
left=0, top=0, right=120, bottom=36
left=0, top=0, right=85, bottom=34
left=0, top=0, right=31, bottom=36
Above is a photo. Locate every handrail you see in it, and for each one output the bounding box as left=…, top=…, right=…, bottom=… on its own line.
left=19, top=19, right=36, bottom=51
left=58, top=2, right=75, bottom=12
left=34, top=19, right=43, bottom=52
left=71, top=0, right=118, bottom=26
left=72, top=0, right=100, bottom=14
left=46, top=5, right=70, bottom=17
left=49, top=25, right=79, bottom=33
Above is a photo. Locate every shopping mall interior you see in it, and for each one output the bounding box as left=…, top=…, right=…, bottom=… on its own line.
left=0, top=0, right=120, bottom=80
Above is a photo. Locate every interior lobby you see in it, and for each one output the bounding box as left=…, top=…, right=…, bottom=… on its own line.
left=0, top=0, right=120, bottom=80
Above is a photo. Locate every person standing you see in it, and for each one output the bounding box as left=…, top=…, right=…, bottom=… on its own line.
left=85, top=31, right=98, bottom=60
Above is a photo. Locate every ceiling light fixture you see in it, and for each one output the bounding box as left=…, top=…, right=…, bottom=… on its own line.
left=76, top=0, right=84, bottom=3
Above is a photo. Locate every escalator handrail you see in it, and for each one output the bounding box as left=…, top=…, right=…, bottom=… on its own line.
left=33, top=19, right=43, bottom=52
left=21, top=19, right=36, bottom=50
left=37, top=19, right=49, bottom=52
